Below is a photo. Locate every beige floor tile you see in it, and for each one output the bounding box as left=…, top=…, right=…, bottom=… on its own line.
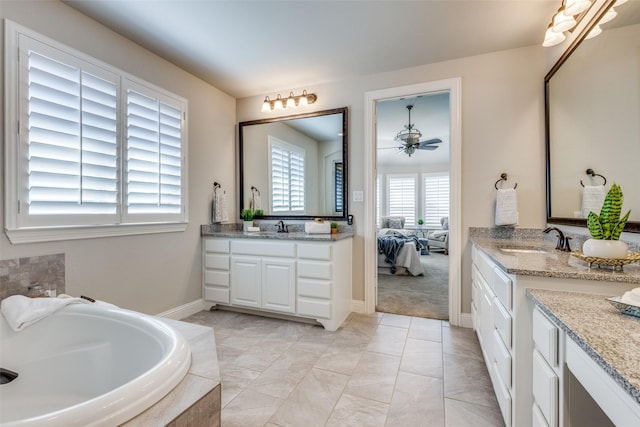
left=408, top=316, right=443, bottom=342
left=314, top=339, right=368, bottom=375
left=380, top=312, right=412, bottom=329
left=442, top=325, right=483, bottom=360
left=269, top=368, right=349, bottom=427
left=444, top=398, right=505, bottom=426
left=325, top=393, right=389, bottom=427
left=220, top=365, right=261, bottom=407
left=443, top=353, right=500, bottom=409
left=366, top=324, right=408, bottom=357
left=400, top=337, right=443, bottom=379
left=221, top=389, right=284, bottom=427
left=386, top=371, right=445, bottom=427
left=344, top=351, right=401, bottom=403
left=247, top=349, right=319, bottom=399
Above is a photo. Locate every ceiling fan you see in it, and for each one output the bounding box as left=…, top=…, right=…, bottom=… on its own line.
left=382, top=104, right=442, bottom=157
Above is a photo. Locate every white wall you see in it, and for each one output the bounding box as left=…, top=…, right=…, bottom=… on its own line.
left=0, top=1, right=236, bottom=314
left=237, top=45, right=549, bottom=310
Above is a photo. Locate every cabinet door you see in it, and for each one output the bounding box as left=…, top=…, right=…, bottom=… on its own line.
left=262, top=258, right=296, bottom=314
left=231, top=256, right=261, bottom=308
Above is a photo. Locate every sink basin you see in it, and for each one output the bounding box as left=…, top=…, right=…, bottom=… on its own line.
left=499, top=247, right=548, bottom=254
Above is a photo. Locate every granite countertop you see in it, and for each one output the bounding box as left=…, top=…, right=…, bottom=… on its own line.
left=470, top=228, right=640, bottom=284
left=527, top=288, right=640, bottom=405
left=201, top=225, right=353, bottom=241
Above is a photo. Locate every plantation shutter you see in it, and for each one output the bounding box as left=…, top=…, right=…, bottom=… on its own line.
left=423, top=174, right=450, bottom=228
left=290, top=149, right=305, bottom=212
left=125, top=85, right=183, bottom=215
left=269, top=137, right=305, bottom=213
left=388, top=175, right=416, bottom=226
left=334, top=163, right=344, bottom=213
left=26, top=49, right=118, bottom=217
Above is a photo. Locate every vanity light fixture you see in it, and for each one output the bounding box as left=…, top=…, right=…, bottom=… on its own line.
left=261, top=90, right=317, bottom=112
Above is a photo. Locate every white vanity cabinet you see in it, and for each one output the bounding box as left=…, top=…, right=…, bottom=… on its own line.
left=202, top=236, right=352, bottom=331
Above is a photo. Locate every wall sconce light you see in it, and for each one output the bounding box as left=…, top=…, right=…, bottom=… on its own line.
left=261, top=90, right=317, bottom=112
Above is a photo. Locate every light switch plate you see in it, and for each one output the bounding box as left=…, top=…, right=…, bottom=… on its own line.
left=352, top=191, right=363, bottom=202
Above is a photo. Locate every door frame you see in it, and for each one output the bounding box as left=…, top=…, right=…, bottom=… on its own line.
left=363, top=77, right=462, bottom=326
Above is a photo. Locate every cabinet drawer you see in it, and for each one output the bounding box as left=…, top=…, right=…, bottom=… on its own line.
left=532, top=403, right=550, bottom=427
left=492, top=267, right=512, bottom=311
left=493, top=330, right=512, bottom=388
left=204, top=270, right=229, bottom=287
left=203, top=286, right=229, bottom=303
left=491, top=362, right=512, bottom=427
left=533, top=307, right=558, bottom=367
left=298, top=243, right=332, bottom=261
left=493, top=297, right=512, bottom=348
left=205, top=254, right=229, bottom=270
left=298, top=278, right=331, bottom=299
left=204, top=239, right=229, bottom=253
left=532, top=350, right=558, bottom=427
left=231, top=240, right=296, bottom=257
left=297, top=260, right=332, bottom=280
left=297, top=297, right=331, bottom=319
left=476, top=251, right=494, bottom=284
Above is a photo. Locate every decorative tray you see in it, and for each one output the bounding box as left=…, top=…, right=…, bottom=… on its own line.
left=607, top=296, right=640, bottom=319
left=570, top=251, right=640, bottom=271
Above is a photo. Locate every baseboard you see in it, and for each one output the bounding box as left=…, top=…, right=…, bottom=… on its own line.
left=458, top=312, right=473, bottom=329
left=351, top=299, right=366, bottom=313
left=157, top=298, right=207, bottom=320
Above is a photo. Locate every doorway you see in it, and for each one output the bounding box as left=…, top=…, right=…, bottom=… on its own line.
left=363, top=78, right=462, bottom=326
left=375, top=94, right=450, bottom=320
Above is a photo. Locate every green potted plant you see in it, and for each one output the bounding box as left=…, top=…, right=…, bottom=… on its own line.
left=417, top=218, right=424, bottom=227
left=330, top=222, right=338, bottom=234
left=583, top=183, right=631, bottom=258
left=254, top=209, right=264, bottom=217
left=241, top=209, right=254, bottom=231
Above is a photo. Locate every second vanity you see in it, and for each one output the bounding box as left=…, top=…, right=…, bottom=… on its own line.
left=201, top=226, right=353, bottom=331
left=470, top=228, right=640, bottom=427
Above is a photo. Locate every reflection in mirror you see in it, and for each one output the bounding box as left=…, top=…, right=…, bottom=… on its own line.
left=239, top=107, right=348, bottom=220
left=546, top=0, right=640, bottom=232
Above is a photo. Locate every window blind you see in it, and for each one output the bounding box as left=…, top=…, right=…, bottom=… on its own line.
left=388, top=175, right=416, bottom=226
left=270, top=139, right=305, bottom=213
left=27, top=51, right=118, bottom=215
left=126, top=88, right=182, bottom=214
left=334, top=162, right=343, bottom=213
left=423, top=174, right=450, bottom=228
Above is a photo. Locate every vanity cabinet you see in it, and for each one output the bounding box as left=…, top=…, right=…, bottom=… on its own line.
left=471, top=243, right=638, bottom=427
left=202, top=236, right=352, bottom=331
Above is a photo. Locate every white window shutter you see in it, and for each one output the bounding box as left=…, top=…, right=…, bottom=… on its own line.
left=423, top=174, right=450, bottom=228
left=269, top=137, right=305, bottom=213
left=388, top=175, right=417, bottom=226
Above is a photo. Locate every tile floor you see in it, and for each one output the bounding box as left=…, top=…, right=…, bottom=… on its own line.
left=182, top=309, right=504, bottom=427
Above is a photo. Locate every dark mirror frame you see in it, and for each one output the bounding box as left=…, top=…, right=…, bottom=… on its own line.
left=545, top=0, right=640, bottom=233
left=238, top=107, right=349, bottom=221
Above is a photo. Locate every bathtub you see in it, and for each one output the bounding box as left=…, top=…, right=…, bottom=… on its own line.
left=0, top=302, right=191, bottom=426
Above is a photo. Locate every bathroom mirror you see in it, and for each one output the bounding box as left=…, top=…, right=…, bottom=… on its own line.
left=546, top=0, right=640, bottom=232
left=239, top=107, right=348, bottom=220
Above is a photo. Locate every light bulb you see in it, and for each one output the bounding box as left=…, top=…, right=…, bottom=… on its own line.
left=286, top=92, right=295, bottom=108
left=274, top=95, right=284, bottom=110
left=298, top=94, right=308, bottom=107
left=543, top=25, right=566, bottom=47
left=261, top=97, right=271, bottom=112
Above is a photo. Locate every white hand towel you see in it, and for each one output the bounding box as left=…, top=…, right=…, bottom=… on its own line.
left=621, top=287, right=640, bottom=307
left=581, top=185, right=606, bottom=218
left=495, top=188, right=519, bottom=226
left=1, top=295, right=90, bottom=331
left=212, top=193, right=228, bottom=223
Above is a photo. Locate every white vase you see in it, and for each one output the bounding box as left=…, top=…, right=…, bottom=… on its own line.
left=582, top=239, right=628, bottom=259
left=243, top=220, right=253, bottom=231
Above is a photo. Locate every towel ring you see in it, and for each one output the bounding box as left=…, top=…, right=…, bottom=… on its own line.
left=213, top=181, right=221, bottom=194
left=494, top=173, right=517, bottom=190
left=251, top=186, right=261, bottom=196
left=580, top=168, right=607, bottom=187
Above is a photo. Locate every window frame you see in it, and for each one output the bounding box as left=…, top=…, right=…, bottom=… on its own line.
left=4, top=20, right=188, bottom=244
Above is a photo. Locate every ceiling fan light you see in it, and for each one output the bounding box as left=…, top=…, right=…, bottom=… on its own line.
left=543, top=25, right=566, bottom=47
left=552, top=8, right=577, bottom=32
left=564, top=0, right=591, bottom=16
left=585, top=24, right=602, bottom=39
left=599, top=7, right=617, bottom=25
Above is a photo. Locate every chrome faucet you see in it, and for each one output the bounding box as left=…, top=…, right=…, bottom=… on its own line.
left=276, top=220, right=288, bottom=233
left=543, top=227, right=571, bottom=252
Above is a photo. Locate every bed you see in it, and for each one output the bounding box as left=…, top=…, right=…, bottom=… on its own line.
left=377, top=217, right=425, bottom=276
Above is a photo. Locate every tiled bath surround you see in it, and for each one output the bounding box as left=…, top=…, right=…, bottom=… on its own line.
left=0, top=253, right=65, bottom=300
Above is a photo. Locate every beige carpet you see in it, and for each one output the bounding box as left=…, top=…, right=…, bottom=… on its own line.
left=376, top=252, right=449, bottom=320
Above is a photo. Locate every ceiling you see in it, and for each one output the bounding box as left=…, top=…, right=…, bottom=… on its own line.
left=63, top=0, right=559, bottom=99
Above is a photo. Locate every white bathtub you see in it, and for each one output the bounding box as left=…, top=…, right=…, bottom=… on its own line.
left=0, top=303, right=191, bottom=426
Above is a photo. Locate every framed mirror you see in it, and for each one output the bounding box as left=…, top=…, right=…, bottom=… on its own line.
left=546, top=0, right=640, bottom=233
left=239, top=107, right=348, bottom=220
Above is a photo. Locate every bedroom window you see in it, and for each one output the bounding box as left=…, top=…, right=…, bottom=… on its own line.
left=387, top=174, right=417, bottom=227
left=423, top=173, right=450, bottom=229
left=269, top=137, right=305, bottom=213
left=4, top=21, right=188, bottom=243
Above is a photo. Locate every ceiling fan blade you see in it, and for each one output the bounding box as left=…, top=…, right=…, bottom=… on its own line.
left=418, top=138, right=442, bottom=147
left=418, top=145, right=439, bottom=151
